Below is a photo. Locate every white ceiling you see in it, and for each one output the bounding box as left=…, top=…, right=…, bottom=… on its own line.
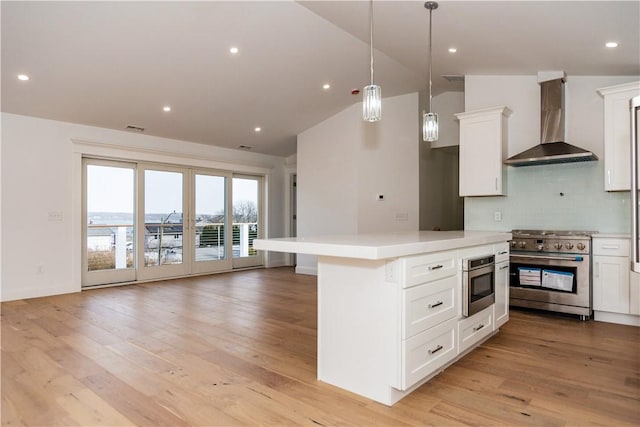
left=2, top=1, right=638, bottom=157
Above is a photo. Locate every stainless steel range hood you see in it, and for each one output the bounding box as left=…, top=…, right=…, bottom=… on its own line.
left=504, top=78, right=598, bottom=166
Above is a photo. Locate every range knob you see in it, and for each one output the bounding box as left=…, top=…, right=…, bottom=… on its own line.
left=566, top=242, right=574, bottom=250
left=510, top=241, right=517, bottom=248
left=577, top=242, right=586, bottom=251
left=537, top=244, right=544, bottom=251
left=518, top=241, right=527, bottom=248
left=554, top=242, right=563, bottom=250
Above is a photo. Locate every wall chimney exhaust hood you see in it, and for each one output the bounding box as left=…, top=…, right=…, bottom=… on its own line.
left=504, top=77, right=598, bottom=166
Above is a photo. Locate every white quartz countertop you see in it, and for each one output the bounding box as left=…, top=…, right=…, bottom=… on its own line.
left=253, top=230, right=512, bottom=260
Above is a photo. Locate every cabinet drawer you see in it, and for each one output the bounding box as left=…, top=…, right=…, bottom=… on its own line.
left=400, top=317, right=457, bottom=390
left=402, top=251, right=457, bottom=288
left=593, top=238, right=629, bottom=256
left=458, top=305, right=494, bottom=354
left=403, top=275, right=458, bottom=339
left=494, top=242, right=510, bottom=263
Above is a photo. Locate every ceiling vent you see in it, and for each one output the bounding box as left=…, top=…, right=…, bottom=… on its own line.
left=125, top=125, right=145, bottom=133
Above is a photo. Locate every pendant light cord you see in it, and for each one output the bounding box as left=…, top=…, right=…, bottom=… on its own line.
left=369, top=0, right=374, bottom=86
left=428, top=5, right=433, bottom=113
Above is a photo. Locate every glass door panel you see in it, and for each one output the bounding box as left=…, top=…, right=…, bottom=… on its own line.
left=83, top=160, right=136, bottom=287
left=192, top=172, right=232, bottom=273
left=139, top=167, right=188, bottom=280
left=232, top=175, right=263, bottom=268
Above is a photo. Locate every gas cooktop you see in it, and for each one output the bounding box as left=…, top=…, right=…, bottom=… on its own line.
left=510, top=230, right=597, bottom=254
left=512, top=230, right=598, bottom=238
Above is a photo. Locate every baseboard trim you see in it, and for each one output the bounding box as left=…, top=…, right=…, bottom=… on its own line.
left=265, top=259, right=291, bottom=268
left=594, top=311, right=640, bottom=327
left=1, top=285, right=78, bottom=302
left=295, top=266, right=318, bottom=276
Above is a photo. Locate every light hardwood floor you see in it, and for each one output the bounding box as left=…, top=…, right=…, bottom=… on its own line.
left=2, top=267, right=639, bottom=426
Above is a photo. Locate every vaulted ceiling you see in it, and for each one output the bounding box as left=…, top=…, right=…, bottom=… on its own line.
left=2, top=1, right=638, bottom=157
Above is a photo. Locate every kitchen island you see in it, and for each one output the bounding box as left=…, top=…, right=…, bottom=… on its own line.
left=253, top=230, right=512, bottom=405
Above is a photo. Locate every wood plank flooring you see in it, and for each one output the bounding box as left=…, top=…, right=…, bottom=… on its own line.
left=2, top=267, right=639, bottom=426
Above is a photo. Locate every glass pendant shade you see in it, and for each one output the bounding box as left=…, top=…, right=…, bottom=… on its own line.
left=423, top=112, right=439, bottom=142
left=363, top=84, right=382, bottom=122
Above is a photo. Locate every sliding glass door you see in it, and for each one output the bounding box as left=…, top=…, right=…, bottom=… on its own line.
left=138, top=166, right=188, bottom=281
left=83, top=160, right=263, bottom=287
left=232, top=175, right=264, bottom=269
left=192, top=171, right=232, bottom=273
left=83, top=159, right=136, bottom=286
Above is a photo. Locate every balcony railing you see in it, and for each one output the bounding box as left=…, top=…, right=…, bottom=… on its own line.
left=87, top=222, right=258, bottom=271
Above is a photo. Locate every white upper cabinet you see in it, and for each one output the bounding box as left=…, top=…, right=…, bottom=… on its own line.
left=455, top=106, right=511, bottom=197
left=597, top=81, right=640, bottom=191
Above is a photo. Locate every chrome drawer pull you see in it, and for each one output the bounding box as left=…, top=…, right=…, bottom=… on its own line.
left=498, top=251, right=508, bottom=255
left=428, top=301, right=443, bottom=309
left=429, top=264, right=444, bottom=271
left=499, top=265, right=510, bottom=270
left=428, top=345, right=443, bottom=355
left=473, top=324, right=485, bottom=332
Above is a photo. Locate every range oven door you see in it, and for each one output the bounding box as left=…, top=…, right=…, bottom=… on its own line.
left=509, top=253, right=590, bottom=310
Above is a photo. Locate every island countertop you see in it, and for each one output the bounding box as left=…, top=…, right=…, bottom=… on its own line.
left=253, top=230, right=512, bottom=260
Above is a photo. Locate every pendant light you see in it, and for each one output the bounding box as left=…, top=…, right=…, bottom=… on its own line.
left=423, top=1, right=438, bottom=142
left=363, top=0, right=381, bottom=122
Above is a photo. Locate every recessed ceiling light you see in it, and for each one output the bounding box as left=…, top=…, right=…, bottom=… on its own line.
left=163, top=106, right=171, bottom=112
left=229, top=46, right=239, bottom=54
left=448, top=47, right=457, bottom=53
left=323, top=83, right=331, bottom=90
left=605, top=41, right=619, bottom=48
left=254, top=127, right=261, bottom=132
left=17, top=74, right=29, bottom=81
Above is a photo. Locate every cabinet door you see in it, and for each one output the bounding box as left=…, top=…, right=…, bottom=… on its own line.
left=598, top=82, right=640, bottom=191
left=494, top=260, right=510, bottom=328
left=593, top=255, right=630, bottom=314
left=457, top=107, right=509, bottom=197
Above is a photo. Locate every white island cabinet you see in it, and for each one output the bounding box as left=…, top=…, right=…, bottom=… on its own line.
left=254, top=230, right=511, bottom=405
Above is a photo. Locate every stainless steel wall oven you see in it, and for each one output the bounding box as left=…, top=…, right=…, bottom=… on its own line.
left=509, top=230, right=594, bottom=320
left=462, top=254, right=495, bottom=317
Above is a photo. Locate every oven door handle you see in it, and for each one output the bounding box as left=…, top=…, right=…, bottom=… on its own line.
left=510, top=254, right=584, bottom=262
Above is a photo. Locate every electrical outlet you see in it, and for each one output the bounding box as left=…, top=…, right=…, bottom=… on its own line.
left=494, top=211, right=503, bottom=222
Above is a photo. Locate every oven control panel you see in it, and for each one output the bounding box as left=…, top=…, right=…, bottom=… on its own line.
left=510, top=238, right=590, bottom=254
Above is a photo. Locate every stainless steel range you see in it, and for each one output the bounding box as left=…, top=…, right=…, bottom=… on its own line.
left=509, top=230, right=595, bottom=320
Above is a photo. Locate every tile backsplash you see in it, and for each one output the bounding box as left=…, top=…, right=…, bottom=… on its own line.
left=464, top=160, right=631, bottom=233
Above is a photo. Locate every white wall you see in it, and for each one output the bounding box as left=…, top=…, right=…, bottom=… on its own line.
left=296, top=93, right=420, bottom=274
left=1, top=112, right=287, bottom=301
left=463, top=75, right=639, bottom=232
